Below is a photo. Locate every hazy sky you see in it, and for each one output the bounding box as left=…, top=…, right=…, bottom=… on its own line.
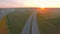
left=0, top=0, right=60, bottom=8
left=0, top=0, right=25, bottom=8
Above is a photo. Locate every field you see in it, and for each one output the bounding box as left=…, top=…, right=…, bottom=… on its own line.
left=0, top=16, right=9, bottom=34
left=0, top=8, right=33, bottom=34
left=37, top=8, right=60, bottom=34
left=0, top=8, right=60, bottom=34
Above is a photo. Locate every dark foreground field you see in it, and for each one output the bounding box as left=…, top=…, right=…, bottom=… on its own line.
left=37, top=8, right=60, bottom=34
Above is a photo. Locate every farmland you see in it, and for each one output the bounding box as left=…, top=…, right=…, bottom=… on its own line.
left=37, top=8, right=60, bottom=34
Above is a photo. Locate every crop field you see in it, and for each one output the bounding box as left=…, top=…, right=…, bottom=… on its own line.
left=0, top=8, right=33, bottom=34
left=37, top=8, right=60, bottom=34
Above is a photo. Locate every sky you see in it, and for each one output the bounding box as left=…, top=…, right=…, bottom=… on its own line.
left=0, top=0, right=60, bottom=8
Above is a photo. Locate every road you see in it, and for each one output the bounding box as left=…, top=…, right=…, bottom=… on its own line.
left=21, top=11, right=40, bottom=34
left=21, top=13, right=33, bottom=34
left=32, top=12, right=40, bottom=34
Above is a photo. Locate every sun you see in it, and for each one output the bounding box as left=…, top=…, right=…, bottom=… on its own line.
left=37, top=8, right=48, bottom=11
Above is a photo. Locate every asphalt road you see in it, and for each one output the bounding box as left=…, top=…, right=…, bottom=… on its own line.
left=32, top=12, right=40, bottom=34
left=21, top=11, right=40, bottom=34
left=21, top=13, right=33, bottom=34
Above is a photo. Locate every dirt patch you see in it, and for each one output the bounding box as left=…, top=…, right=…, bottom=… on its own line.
left=0, top=16, right=9, bottom=34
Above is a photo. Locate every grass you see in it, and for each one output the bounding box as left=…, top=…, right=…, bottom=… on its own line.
left=47, top=17, right=60, bottom=27
left=6, top=10, right=32, bottom=34
left=0, top=16, right=10, bottom=34
left=37, top=12, right=60, bottom=34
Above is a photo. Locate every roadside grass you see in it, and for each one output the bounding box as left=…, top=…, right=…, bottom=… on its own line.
left=6, top=11, right=32, bottom=34
left=37, top=12, right=60, bottom=34
left=0, top=16, right=10, bottom=34
left=47, top=17, right=60, bottom=34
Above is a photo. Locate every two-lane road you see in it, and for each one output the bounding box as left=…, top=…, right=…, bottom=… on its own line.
left=32, top=12, right=40, bottom=34
left=21, top=11, right=40, bottom=34
left=21, top=13, right=33, bottom=34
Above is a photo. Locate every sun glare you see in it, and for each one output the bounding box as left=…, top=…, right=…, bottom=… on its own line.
left=0, top=0, right=60, bottom=8
left=36, top=8, right=48, bottom=14
left=24, top=0, right=60, bottom=8
left=37, top=8, right=48, bottom=11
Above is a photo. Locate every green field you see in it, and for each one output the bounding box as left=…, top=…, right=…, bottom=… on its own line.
left=6, top=10, right=32, bottom=34
left=37, top=12, right=60, bottom=34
